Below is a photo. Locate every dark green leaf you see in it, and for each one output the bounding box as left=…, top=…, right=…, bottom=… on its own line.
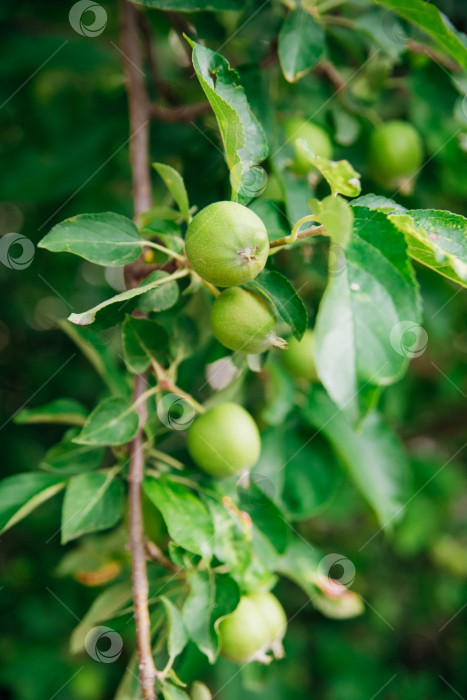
left=70, top=582, right=132, bottom=654
left=0, top=473, right=65, bottom=535
left=122, top=316, right=169, bottom=374
left=38, top=212, right=142, bottom=267
left=238, top=482, right=289, bottom=553
left=153, top=163, right=190, bottom=223
left=303, top=388, right=411, bottom=528
left=14, top=398, right=87, bottom=426
left=41, top=428, right=105, bottom=475
left=61, top=469, right=123, bottom=544
left=278, top=8, right=325, bottom=83
left=144, top=476, right=214, bottom=558
left=74, top=397, right=140, bottom=446
left=314, top=206, right=420, bottom=423
left=137, top=270, right=180, bottom=313
left=247, top=269, right=308, bottom=341
left=182, top=570, right=239, bottom=662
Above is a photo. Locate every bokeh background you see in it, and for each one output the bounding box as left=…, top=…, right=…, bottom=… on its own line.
left=1, top=1, right=467, bottom=698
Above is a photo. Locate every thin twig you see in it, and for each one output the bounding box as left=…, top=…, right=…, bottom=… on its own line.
left=146, top=539, right=183, bottom=574
left=149, top=101, right=211, bottom=122
left=119, top=1, right=157, bottom=698
left=407, top=39, right=460, bottom=73
left=269, top=224, right=326, bottom=250
left=138, top=13, right=178, bottom=105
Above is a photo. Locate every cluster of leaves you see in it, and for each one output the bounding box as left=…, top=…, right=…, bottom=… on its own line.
left=1, top=0, right=467, bottom=699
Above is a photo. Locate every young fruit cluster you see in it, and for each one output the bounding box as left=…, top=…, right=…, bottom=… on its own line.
left=218, top=592, right=287, bottom=664
left=185, top=201, right=284, bottom=354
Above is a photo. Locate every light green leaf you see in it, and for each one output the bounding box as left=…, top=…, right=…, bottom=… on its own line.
left=161, top=685, right=191, bottom=700
left=182, top=571, right=239, bottom=662
left=132, top=0, right=245, bottom=10
left=61, top=469, right=123, bottom=544
left=389, top=209, right=467, bottom=288
left=144, top=476, right=214, bottom=558
left=372, top=0, right=467, bottom=70
left=187, top=38, right=268, bottom=201
left=314, top=206, right=420, bottom=424
left=41, top=428, right=105, bottom=476
left=352, top=193, right=406, bottom=214
left=247, top=269, right=308, bottom=341
left=296, top=140, right=362, bottom=197
left=14, top=398, right=87, bottom=426
left=303, top=388, right=411, bottom=528
left=122, top=316, right=169, bottom=374
left=70, top=581, right=132, bottom=654
left=308, top=195, right=354, bottom=248
left=153, top=163, right=190, bottom=223
left=278, top=8, right=325, bottom=83
left=137, top=270, right=180, bottom=313
left=38, top=212, right=143, bottom=267
left=74, top=397, right=140, bottom=446
left=160, top=596, right=189, bottom=660
left=0, top=473, right=65, bottom=535
left=68, top=269, right=187, bottom=327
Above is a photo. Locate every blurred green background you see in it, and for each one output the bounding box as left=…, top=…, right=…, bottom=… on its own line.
left=1, top=1, right=467, bottom=698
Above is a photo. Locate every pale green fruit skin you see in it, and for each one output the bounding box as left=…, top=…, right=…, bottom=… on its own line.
left=368, top=120, right=423, bottom=189
left=211, top=287, right=276, bottom=354
left=191, top=682, right=212, bottom=700
left=219, top=596, right=272, bottom=663
left=187, top=402, right=261, bottom=478
left=185, top=201, right=269, bottom=287
left=282, top=329, right=318, bottom=381
left=284, top=119, right=333, bottom=174
left=248, top=592, right=287, bottom=643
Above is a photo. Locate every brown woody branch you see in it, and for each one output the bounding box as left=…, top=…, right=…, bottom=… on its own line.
left=120, top=1, right=157, bottom=698
left=149, top=101, right=211, bottom=122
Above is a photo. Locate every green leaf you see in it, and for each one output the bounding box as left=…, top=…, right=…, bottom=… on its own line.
left=160, top=596, right=189, bottom=660
left=137, top=270, right=180, bottom=313
left=0, top=473, right=65, bottom=535
left=58, top=321, right=130, bottom=398
left=61, top=469, right=123, bottom=544
left=38, top=212, right=142, bottom=267
left=161, top=685, right=190, bottom=700
left=296, top=140, right=362, bottom=197
left=70, top=582, right=132, bottom=654
left=41, top=428, right=105, bottom=476
left=187, top=38, right=268, bottom=201
left=14, top=398, right=87, bottom=426
left=238, top=482, right=289, bottom=554
left=372, top=0, right=467, bottom=70
left=281, top=432, right=340, bottom=520
left=308, top=195, right=354, bottom=248
left=278, top=8, right=325, bottom=83
left=153, top=163, right=190, bottom=223
left=132, top=0, right=245, bottom=10
left=352, top=193, right=406, bottom=214
left=182, top=570, right=239, bottom=662
left=74, top=397, right=140, bottom=446
left=314, top=206, right=420, bottom=424
left=303, top=388, right=410, bottom=528
left=389, top=209, right=467, bottom=288
left=122, top=316, right=169, bottom=374
left=247, top=269, right=308, bottom=341
left=144, top=476, right=214, bottom=559
left=68, top=269, right=187, bottom=327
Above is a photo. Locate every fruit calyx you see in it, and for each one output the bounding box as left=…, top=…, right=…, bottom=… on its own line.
left=268, top=332, right=288, bottom=350
left=237, top=246, right=260, bottom=265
